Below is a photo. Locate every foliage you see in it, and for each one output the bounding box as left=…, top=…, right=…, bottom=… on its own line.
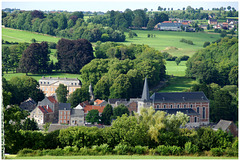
left=57, top=38, right=94, bottom=73
left=112, top=104, right=129, bottom=119
left=113, top=143, right=132, bottom=155
left=133, top=145, right=149, bottom=154
left=67, top=87, right=90, bottom=108
left=203, top=41, right=210, bottom=48
left=22, top=118, right=39, bottom=131
left=175, top=57, right=181, bottom=66
left=85, top=110, right=100, bottom=124
left=55, top=84, right=68, bottom=103
left=101, top=104, right=113, bottom=125
left=184, top=142, right=199, bottom=154
left=210, top=148, right=224, bottom=156
left=43, top=122, right=51, bottom=132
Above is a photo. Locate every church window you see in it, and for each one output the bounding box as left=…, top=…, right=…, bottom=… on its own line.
left=194, top=117, right=197, bottom=122
left=190, top=104, right=193, bottom=108
left=157, top=104, right=159, bottom=109
left=184, top=104, right=186, bottom=108
left=170, top=104, right=173, bottom=108
left=197, top=107, right=199, bottom=113
left=177, top=104, right=180, bottom=108
left=163, top=105, right=166, bottom=108
left=203, top=107, right=205, bottom=119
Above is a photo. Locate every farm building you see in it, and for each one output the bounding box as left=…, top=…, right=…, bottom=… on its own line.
left=155, top=21, right=189, bottom=31
left=213, top=120, right=238, bottom=137
left=39, top=77, right=81, bottom=97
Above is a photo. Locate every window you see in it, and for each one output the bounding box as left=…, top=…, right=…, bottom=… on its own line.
left=51, top=88, right=53, bottom=91
left=194, top=117, right=197, bottom=122
left=163, top=105, right=166, bottom=108
left=170, top=104, right=173, bottom=108
left=48, top=82, right=49, bottom=84
left=203, top=107, right=205, bottom=119
left=72, top=120, right=74, bottom=123
left=64, top=116, right=66, bottom=119
left=67, top=116, right=69, bottom=119
left=177, top=104, right=180, bottom=108
left=184, top=104, right=186, bottom=108
left=73, top=88, right=75, bottom=91
left=40, top=82, right=42, bottom=84
left=69, top=88, right=72, bottom=92
left=60, top=116, right=62, bottom=119
left=75, top=83, right=77, bottom=85
left=64, top=120, right=66, bottom=123
left=190, top=104, right=193, bottom=108
left=197, top=107, right=199, bottom=113
left=157, top=104, right=159, bottom=109
left=44, top=82, right=46, bottom=84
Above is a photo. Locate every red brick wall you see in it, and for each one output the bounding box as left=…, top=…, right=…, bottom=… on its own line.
left=58, top=110, right=71, bottom=124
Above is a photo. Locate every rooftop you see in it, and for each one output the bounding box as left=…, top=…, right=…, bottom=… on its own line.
left=59, top=103, right=71, bottom=110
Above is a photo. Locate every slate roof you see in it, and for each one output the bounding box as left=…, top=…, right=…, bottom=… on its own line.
left=159, top=22, right=188, bottom=28
left=39, top=77, right=81, bottom=86
left=141, top=77, right=150, bottom=101
left=213, top=120, right=233, bottom=131
left=155, top=108, right=199, bottom=116
left=59, top=103, right=71, bottom=110
left=150, top=92, right=209, bottom=103
left=108, top=98, right=127, bottom=104
left=71, top=109, right=84, bottom=117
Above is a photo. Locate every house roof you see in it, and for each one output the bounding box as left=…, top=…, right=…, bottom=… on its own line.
left=108, top=98, right=127, bottom=104
left=59, top=103, right=71, bottom=110
left=38, top=105, right=53, bottom=114
left=94, top=99, right=104, bottom=105
left=71, top=109, right=84, bottom=117
left=84, top=105, right=106, bottom=113
left=39, top=77, right=81, bottom=86
left=80, top=100, right=90, bottom=107
left=47, top=96, right=58, bottom=103
left=213, top=120, right=233, bottom=131
left=155, top=108, right=199, bottom=116
left=150, top=92, right=209, bottom=103
left=159, top=22, right=188, bottom=28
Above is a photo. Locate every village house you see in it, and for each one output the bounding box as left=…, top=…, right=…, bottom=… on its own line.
left=208, top=19, right=218, bottom=25
left=137, top=78, right=210, bottom=127
left=39, top=77, right=81, bottom=97
left=29, top=105, right=54, bottom=124
left=58, top=103, right=71, bottom=124
left=70, top=105, right=84, bottom=126
left=213, top=120, right=238, bottom=137
left=19, top=97, right=37, bottom=112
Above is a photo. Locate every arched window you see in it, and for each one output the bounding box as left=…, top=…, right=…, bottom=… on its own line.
left=203, top=107, right=205, bottom=119
left=163, top=104, right=166, bottom=108
left=157, top=104, right=160, bottom=109
left=170, top=104, right=173, bottom=108
left=177, top=104, right=180, bottom=108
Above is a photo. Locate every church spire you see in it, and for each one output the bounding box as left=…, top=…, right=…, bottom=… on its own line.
left=141, top=77, right=150, bottom=101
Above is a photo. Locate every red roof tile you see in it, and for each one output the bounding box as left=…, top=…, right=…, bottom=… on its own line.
left=162, top=21, right=172, bottom=23
left=94, top=99, right=104, bottom=105
left=80, top=100, right=90, bottom=107
left=47, top=96, right=58, bottom=103
left=84, top=105, right=106, bottom=113
left=38, top=105, right=53, bottom=114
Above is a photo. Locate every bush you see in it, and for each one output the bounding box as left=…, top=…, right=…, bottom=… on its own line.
left=225, top=147, right=238, bottom=157
left=92, top=144, right=111, bottom=155
left=114, top=143, right=132, bottom=155
left=180, top=55, right=190, bottom=61
left=169, top=146, right=182, bottom=155
left=148, top=148, right=156, bottom=155
left=133, top=145, right=148, bottom=154
left=49, top=42, right=57, bottom=49
left=203, top=41, right=210, bottom=48
left=210, top=148, right=224, bottom=156
left=184, top=142, right=199, bottom=154
left=17, top=148, right=34, bottom=156
left=46, top=148, right=64, bottom=156
left=63, top=146, right=79, bottom=154
left=155, top=145, right=170, bottom=156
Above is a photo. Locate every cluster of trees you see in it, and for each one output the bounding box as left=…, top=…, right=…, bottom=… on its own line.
left=2, top=10, right=125, bottom=42
left=80, top=43, right=166, bottom=100
left=186, top=37, right=238, bottom=86
left=188, top=83, right=238, bottom=123
left=3, top=76, right=44, bottom=106
left=87, top=9, right=169, bottom=30
left=179, top=38, right=194, bottom=45
left=162, top=52, right=189, bottom=62
left=5, top=107, right=238, bottom=157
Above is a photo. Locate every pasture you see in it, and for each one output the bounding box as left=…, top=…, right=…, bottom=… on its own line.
left=2, top=27, right=60, bottom=43
left=124, top=30, right=220, bottom=57
left=5, top=154, right=238, bottom=159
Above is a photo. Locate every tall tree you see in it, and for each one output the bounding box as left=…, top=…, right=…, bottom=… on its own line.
left=22, top=118, right=39, bottom=131
left=86, top=109, right=100, bottom=124
left=57, top=38, right=94, bottom=73
left=111, top=104, right=129, bottom=120
left=67, top=87, right=90, bottom=108
left=55, top=84, right=68, bottom=103
left=101, top=104, right=113, bottom=125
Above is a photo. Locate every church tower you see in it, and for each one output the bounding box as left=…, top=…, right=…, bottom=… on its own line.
left=89, top=83, right=95, bottom=103
left=138, top=77, right=152, bottom=113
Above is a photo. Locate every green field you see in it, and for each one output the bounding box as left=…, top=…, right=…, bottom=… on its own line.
left=3, top=72, right=81, bottom=82
left=165, top=60, right=187, bottom=76
left=124, top=30, right=220, bottom=57
left=2, top=27, right=61, bottom=43
left=5, top=154, right=238, bottom=159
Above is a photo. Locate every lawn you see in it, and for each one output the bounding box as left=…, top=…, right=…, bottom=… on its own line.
left=3, top=72, right=81, bottom=82
left=165, top=60, right=187, bottom=76
left=5, top=155, right=238, bottom=159
left=2, top=27, right=61, bottom=43
left=159, top=76, right=197, bottom=93
left=123, top=30, right=220, bottom=57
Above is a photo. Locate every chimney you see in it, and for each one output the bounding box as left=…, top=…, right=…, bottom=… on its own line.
left=46, top=105, right=49, bottom=109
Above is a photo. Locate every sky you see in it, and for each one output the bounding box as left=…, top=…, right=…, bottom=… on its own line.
left=1, top=0, right=239, bottom=12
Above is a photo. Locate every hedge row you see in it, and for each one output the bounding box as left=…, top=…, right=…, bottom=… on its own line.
left=17, top=143, right=238, bottom=157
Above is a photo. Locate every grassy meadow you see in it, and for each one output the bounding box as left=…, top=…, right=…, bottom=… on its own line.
left=124, top=30, right=220, bottom=57
left=5, top=154, right=238, bottom=159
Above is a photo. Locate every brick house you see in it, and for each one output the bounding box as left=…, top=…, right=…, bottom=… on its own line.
left=30, top=105, right=54, bottom=124
left=39, top=77, right=81, bottom=97
left=58, top=103, right=71, bottom=124
left=137, top=78, right=210, bottom=126
left=213, top=120, right=238, bottom=137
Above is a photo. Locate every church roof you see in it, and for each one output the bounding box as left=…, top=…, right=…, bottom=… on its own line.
left=213, top=120, right=233, bottom=131
left=141, top=77, right=150, bottom=101
left=150, top=92, right=209, bottom=103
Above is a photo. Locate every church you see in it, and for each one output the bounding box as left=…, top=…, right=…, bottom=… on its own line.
left=136, top=78, right=210, bottom=127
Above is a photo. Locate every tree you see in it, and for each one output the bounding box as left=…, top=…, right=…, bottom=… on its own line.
left=43, top=122, right=51, bottom=132
left=86, top=109, right=100, bottom=124
left=203, top=41, right=210, bottom=48
left=57, top=38, right=94, bottom=73
left=67, top=87, right=90, bottom=108
left=94, top=76, right=111, bottom=100
left=220, top=30, right=227, bottom=37
left=175, top=57, right=181, bottom=65
left=56, top=84, right=68, bottom=103
left=112, top=104, right=129, bottom=120
left=22, top=118, right=39, bottom=131
left=228, top=66, right=238, bottom=85
left=101, top=104, right=113, bottom=125
left=2, top=46, right=11, bottom=73
left=227, top=6, right=231, bottom=10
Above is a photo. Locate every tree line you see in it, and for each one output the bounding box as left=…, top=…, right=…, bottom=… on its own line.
left=2, top=10, right=125, bottom=42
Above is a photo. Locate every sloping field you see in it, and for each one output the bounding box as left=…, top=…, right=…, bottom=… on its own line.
left=124, top=30, right=221, bottom=57
left=2, top=27, right=60, bottom=43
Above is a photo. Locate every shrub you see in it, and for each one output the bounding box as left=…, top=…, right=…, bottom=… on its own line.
left=155, top=145, right=170, bottom=156
left=225, top=147, right=238, bottom=157
left=184, top=142, right=199, bottom=154
left=63, top=145, right=79, bottom=154
left=169, top=146, right=182, bottom=155
left=49, top=42, right=57, bottom=49
left=210, top=148, right=224, bottom=156
left=114, top=143, right=132, bottom=155
left=133, top=145, right=148, bottom=154
left=17, top=148, right=34, bottom=156
left=148, top=148, right=156, bottom=155
left=203, top=41, right=210, bottom=48
left=46, top=148, right=64, bottom=156
left=180, top=55, right=190, bottom=61
left=92, top=144, right=111, bottom=155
